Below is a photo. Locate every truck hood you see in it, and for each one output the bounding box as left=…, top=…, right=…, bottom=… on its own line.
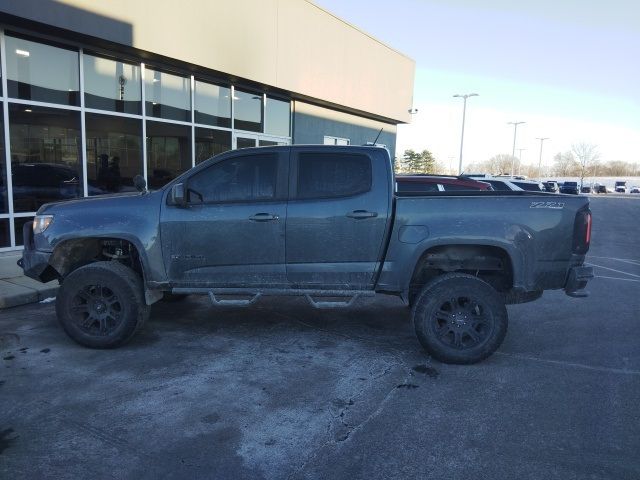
left=37, top=191, right=159, bottom=215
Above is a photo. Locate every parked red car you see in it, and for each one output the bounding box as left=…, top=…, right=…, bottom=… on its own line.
left=396, top=174, right=493, bottom=193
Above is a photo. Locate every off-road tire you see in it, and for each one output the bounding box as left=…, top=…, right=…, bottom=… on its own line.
left=56, top=261, right=149, bottom=348
left=412, top=273, right=508, bottom=364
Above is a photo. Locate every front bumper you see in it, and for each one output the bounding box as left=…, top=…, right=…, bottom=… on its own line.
left=19, top=221, right=55, bottom=283
left=564, top=265, right=594, bottom=297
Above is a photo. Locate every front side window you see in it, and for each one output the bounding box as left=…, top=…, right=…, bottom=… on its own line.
left=5, top=35, right=79, bottom=105
left=83, top=54, right=141, bottom=114
left=297, top=153, right=371, bottom=199
left=188, top=154, right=278, bottom=203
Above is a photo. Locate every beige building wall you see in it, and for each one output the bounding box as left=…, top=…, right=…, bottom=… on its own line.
left=0, top=0, right=415, bottom=122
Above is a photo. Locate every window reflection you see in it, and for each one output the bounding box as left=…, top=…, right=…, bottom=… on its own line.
left=84, top=54, right=141, bottom=114
left=9, top=105, right=83, bottom=212
left=86, top=114, right=142, bottom=195
left=195, top=128, right=231, bottom=164
left=145, top=68, right=190, bottom=122
left=265, top=97, right=290, bottom=137
left=234, top=89, right=262, bottom=132
left=146, top=121, right=192, bottom=189
left=0, top=220, right=9, bottom=248
left=194, top=81, right=231, bottom=128
left=0, top=108, right=7, bottom=213
left=14, top=217, right=33, bottom=246
left=5, top=35, right=79, bottom=105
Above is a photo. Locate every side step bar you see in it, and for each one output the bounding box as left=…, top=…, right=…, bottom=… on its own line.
left=172, top=287, right=375, bottom=309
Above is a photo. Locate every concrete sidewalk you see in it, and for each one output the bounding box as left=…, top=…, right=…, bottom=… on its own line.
left=0, top=251, right=58, bottom=309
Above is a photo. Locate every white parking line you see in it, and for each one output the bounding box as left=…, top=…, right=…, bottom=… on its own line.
left=496, top=352, right=640, bottom=376
left=594, top=275, right=640, bottom=283
left=586, top=263, right=640, bottom=279
left=588, top=255, right=640, bottom=266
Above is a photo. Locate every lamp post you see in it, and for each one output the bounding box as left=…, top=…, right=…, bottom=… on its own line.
left=453, top=93, right=478, bottom=174
left=517, top=148, right=527, bottom=176
left=508, top=121, right=525, bottom=177
left=536, top=137, right=549, bottom=178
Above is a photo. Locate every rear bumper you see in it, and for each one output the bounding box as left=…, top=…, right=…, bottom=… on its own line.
left=564, top=265, right=594, bottom=297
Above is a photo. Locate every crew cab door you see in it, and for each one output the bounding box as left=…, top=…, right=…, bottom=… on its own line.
left=285, top=148, right=391, bottom=289
left=160, top=149, right=289, bottom=287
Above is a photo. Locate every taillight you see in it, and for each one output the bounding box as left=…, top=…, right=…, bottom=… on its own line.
left=572, top=208, right=592, bottom=254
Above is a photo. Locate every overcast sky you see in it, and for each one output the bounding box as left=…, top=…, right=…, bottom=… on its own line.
left=314, top=0, right=640, bottom=168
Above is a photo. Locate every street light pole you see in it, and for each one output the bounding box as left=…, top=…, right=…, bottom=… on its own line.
left=536, top=137, right=549, bottom=178
left=517, top=148, right=526, bottom=175
left=453, top=93, right=478, bottom=174
left=508, top=121, right=525, bottom=177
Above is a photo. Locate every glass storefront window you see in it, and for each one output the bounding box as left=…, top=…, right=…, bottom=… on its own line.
left=145, top=68, right=190, bottom=122
left=0, top=107, right=7, bottom=214
left=83, top=54, right=141, bottom=114
left=146, top=121, right=192, bottom=189
left=85, top=114, right=143, bottom=195
left=9, top=105, right=83, bottom=212
left=265, top=97, right=290, bottom=137
left=233, top=89, right=262, bottom=132
left=14, top=217, right=33, bottom=246
left=5, top=35, right=79, bottom=105
left=195, top=128, right=231, bottom=164
left=0, top=220, right=9, bottom=248
left=194, top=81, right=231, bottom=128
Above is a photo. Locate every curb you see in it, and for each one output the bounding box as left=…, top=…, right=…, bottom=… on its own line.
left=0, top=277, right=58, bottom=309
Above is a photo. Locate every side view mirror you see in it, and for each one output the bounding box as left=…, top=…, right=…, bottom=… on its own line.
left=169, top=182, right=187, bottom=207
left=133, top=174, right=147, bottom=192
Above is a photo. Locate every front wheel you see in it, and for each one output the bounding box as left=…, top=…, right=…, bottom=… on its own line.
left=412, top=273, right=508, bottom=364
left=56, top=261, right=149, bottom=348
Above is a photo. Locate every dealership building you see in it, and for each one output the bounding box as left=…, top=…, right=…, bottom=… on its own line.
left=0, top=0, right=415, bottom=250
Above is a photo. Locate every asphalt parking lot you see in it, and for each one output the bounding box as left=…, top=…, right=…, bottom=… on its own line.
left=1, top=196, right=639, bottom=480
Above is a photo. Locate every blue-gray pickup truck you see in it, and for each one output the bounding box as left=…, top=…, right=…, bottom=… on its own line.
left=20, top=145, right=593, bottom=364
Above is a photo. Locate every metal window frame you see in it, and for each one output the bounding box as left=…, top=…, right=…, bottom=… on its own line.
left=0, top=28, right=292, bottom=251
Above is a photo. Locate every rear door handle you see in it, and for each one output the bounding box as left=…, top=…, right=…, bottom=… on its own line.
left=249, top=213, right=279, bottom=222
left=346, top=210, right=378, bottom=219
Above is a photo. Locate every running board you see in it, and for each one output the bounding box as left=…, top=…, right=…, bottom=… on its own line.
left=171, top=287, right=374, bottom=309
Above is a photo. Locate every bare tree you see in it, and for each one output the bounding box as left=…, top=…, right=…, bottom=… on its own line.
left=572, top=142, right=600, bottom=188
left=465, top=153, right=519, bottom=175
left=552, top=151, right=580, bottom=176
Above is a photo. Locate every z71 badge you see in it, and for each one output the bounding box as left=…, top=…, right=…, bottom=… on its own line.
left=529, top=201, right=565, bottom=209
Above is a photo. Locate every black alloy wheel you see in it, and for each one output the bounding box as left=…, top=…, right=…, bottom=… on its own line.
left=412, top=273, right=508, bottom=364
left=56, top=261, right=149, bottom=348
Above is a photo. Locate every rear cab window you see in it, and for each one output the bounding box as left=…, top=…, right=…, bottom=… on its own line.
left=295, top=152, right=372, bottom=199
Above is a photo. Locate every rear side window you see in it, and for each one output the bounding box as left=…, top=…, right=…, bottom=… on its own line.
left=187, top=153, right=278, bottom=203
left=297, top=152, right=371, bottom=199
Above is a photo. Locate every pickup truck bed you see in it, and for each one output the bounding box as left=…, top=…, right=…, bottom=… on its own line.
left=20, top=145, right=593, bottom=364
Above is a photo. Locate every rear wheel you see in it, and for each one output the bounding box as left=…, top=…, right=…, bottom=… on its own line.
left=56, top=261, right=149, bottom=348
left=412, top=273, right=508, bottom=364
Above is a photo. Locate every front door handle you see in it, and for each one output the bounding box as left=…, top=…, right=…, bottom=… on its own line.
left=249, top=213, right=279, bottom=222
left=346, top=210, right=378, bottom=219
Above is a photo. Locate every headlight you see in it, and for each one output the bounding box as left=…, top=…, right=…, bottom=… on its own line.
left=33, top=215, right=54, bottom=234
